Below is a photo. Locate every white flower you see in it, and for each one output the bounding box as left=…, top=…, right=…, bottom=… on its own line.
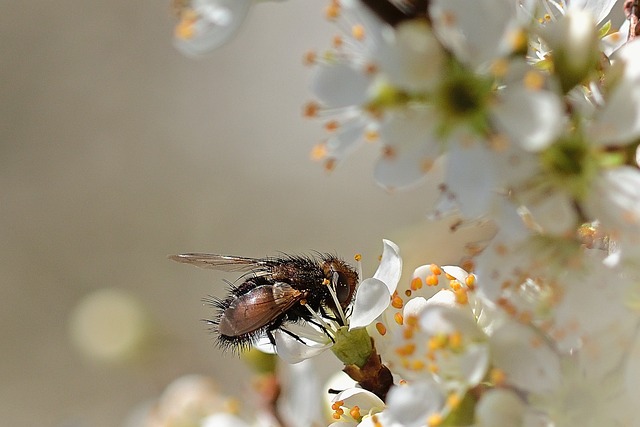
left=329, top=387, right=385, bottom=426
left=173, top=0, right=252, bottom=56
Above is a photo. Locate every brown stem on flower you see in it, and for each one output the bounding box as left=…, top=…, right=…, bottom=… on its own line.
left=359, top=0, right=430, bottom=26
left=342, top=339, right=393, bottom=400
left=624, top=0, right=640, bottom=41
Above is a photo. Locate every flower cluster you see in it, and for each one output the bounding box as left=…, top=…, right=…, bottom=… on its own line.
left=167, top=0, right=640, bottom=426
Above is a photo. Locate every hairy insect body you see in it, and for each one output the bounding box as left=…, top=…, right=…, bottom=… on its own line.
left=170, top=252, right=358, bottom=352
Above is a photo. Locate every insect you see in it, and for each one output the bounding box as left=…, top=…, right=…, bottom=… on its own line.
left=169, top=252, right=359, bottom=352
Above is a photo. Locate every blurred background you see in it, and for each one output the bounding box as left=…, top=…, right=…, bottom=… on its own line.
left=1, top=0, right=622, bottom=425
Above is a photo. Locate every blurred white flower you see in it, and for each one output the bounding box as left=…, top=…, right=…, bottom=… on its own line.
left=173, top=0, right=252, bottom=56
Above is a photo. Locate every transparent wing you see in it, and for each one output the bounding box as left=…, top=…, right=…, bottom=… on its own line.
left=220, top=283, right=304, bottom=336
left=168, top=253, right=272, bottom=273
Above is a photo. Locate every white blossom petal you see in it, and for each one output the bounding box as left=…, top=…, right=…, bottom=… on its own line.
left=350, top=278, right=392, bottom=330
left=274, top=330, right=330, bottom=364
left=310, top=62, right=371, bottom=108
left=490, top=322, right=561, bottom=393
left=373, top=239, right=402, bottom=293
left=492, top=85, right=565, bottom=151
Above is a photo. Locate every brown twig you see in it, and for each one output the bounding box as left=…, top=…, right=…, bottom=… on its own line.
left=624, top=0, right=640, bottom=41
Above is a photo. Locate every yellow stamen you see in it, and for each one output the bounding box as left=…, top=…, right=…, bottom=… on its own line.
left=428, top=413, right=444, bottom=427
left=352, top=24, right=365, bottom=41
left=394, top=312, right=404, bottom=325
left=375, top=322, right=387, bottom=336
left=391, top=294, right=404, bottom=309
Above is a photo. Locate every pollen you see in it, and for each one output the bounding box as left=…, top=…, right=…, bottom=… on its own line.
left=395, top=343, right=416, bottom=356
left=391, top=294, right=404, bottom=309
left=364, top=129, right=379, bottom=142
left=364, top=62, right=378, bottom=75
left=430, top=264, right=442, bottom=275
left=324, top=120, right=339, bottom=132
left=299, top=299, right=307, bottom=305
left=448, top=331, right=463, bottom=350
left=352, top=24, right=365, bottom=41
left=454, top=288, right=468, bottom=305
left=324, top=158, right=337, bottom=171
left=508, top=28, right=527, bottom=52
left=428, top=334, right=447, bottom=351
left=447, top=393, right=461, bottom=409
left=410, top=359, right=426, bottom=371
left=403, top=328, right=414, bottom=340
left=332, top=34, right=344, bottom=48
left=303, top=101, right=320, bottom=118
left=375, top=322, right=387, bottom=336
left=322, top=278, right=331, bottom=286
left=310, top=142, right=327, bottom=160
left=325, top=1, right=341, bottom=20
left=426, top=274, right=439, bottom=287
left=490, top=368, right=506, bottom=385
left=394, top=312, right=404, bottom=325
left=354, top=253, right=362, bottom=261
left=404, top=289, right=412, bottom=297
left=405, top=315, right=418, bottom=328
left=350, top=406, right=362, bottom=421
left=428, top=412, right=444, bottom=427
left=524, top=70, right=544, bottom=91
left=174, top=9, right=198, bottom=40
left=465, top=274, right=476, bottom=289
left=303, top=50, right=317, bottom=66
left=411, top=277, right=423, bottom=290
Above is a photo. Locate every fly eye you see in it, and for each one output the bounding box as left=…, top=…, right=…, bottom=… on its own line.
left=333, top=271, right=351, bottom=304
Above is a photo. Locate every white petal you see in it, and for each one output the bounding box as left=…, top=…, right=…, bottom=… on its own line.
left=373, top=239, right=402, bottom=293
left=589, top=77, right=640, bottom=146
left=275, top=331, right=330, bottom=364
left=525, top=189, right=577, bottom=235
left=441, top=265, right=469, bottom=283
left=445, top=139, right=496, bottom=218
left=492, top=85, right=565, bottom=151
left=350, top=278, right=391, bottom=329
left=310, top=62, right=371, bottom=108
left=489, top=322, right=561, bottom=393
left=430, top=0, right=519, bottom=67
left=373, top=109, right=441, bottom=190
left=384, top=381, right=445, bottom=427
left=584, top=167, right=640, bottom=234
left=569, top=0, right=617, bottom=24
left=334, top=388, right=385, bottom=412
left=376, top=20, right=445, bottom=92
left=476, top=389, right=527, bottom=427
left=201, top=413, right=251, bottom=427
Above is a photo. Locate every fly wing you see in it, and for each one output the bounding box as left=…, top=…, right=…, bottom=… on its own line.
left=217, top=283, right=304, bottom=337
left=168, top=253, right=273, bottom=274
